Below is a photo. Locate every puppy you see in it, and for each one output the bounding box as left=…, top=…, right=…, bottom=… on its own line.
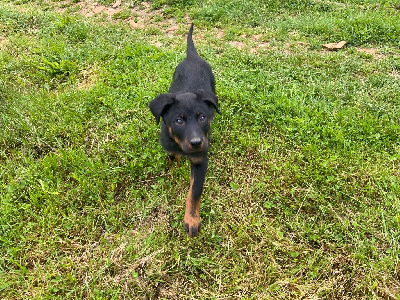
left=149, top=24, right=220, bottom=237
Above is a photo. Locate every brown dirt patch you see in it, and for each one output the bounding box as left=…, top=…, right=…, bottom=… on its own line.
left=251, top=34, right=263, bottom=41
left=77, top=64, right=100, bottom=90
left=0, top=36, right=7, bottom=47
left=389, top=70, right=400, bottom=78
left=250, top=42, right=270, bottom=54
left=216, top=29, right=224, bottom=38
left=52, top=1, right=189, bottom=35
left=229, top=41, right=246, bottom=50
left=356, top=47, right=384, bottom=59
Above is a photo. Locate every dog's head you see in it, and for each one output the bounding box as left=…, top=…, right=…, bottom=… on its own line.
left=149, top=90, right=220, bottom=154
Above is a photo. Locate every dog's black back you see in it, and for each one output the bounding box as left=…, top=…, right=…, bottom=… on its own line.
left=168, top=24, right=216, bottom=94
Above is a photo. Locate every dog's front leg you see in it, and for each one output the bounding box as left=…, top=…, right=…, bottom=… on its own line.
left=184, top=157, right=207, bottom=237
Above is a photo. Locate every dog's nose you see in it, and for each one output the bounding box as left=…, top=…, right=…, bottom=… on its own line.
left=190, top=138, right=202, bottom=148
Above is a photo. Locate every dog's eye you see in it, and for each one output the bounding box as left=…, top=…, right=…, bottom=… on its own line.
left=175, top=117, right=184, bottom=125
left=199, top=115, right=206, bottom=122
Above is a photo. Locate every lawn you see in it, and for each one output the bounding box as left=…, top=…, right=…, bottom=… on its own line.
left=0, top=0, right=399, bottom=298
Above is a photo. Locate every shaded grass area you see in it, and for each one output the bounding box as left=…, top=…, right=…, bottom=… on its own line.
left=1, top=0, right=399, bottom=298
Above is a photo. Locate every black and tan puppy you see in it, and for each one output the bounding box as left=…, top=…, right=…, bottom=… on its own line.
left=149, top=24, right=220, bottom=237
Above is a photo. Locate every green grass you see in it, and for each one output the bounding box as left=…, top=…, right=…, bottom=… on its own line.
left=1, top=0, right=399, bottom=298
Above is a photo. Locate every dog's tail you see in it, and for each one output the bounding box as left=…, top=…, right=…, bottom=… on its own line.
left=186, top=24, right=198, bottom=59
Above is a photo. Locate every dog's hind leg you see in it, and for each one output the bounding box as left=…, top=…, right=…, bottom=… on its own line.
left=167, top=153, right=181, bottom=169
left=184, top=157, right=207, bottom=237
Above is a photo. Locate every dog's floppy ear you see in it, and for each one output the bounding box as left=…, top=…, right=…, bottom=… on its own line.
left=149, top=93, right=176, bottom=124
left=195, top=89, right=221, bottom=114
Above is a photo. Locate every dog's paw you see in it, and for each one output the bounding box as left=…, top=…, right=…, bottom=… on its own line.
left=184, top=215, right=201, bottom=237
